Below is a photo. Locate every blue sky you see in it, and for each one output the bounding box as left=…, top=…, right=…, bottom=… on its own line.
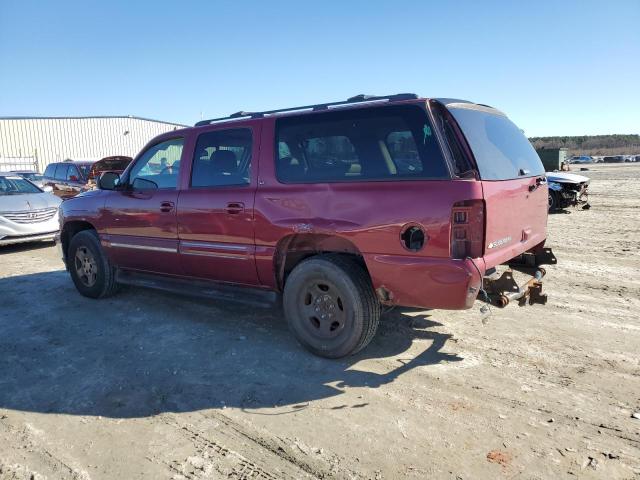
left=1, top=0, right=638, bottom=136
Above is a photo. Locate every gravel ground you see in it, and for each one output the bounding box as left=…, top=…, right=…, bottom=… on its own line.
left=1, top=163, right=639, bottom=479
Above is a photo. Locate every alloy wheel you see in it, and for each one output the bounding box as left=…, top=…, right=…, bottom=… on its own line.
left=74, top=246, right=98, bottom=287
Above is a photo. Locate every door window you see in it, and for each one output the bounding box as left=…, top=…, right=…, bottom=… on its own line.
left=191, top=129, right=252, bottom=187
left=128, top=138, right=184, bottom=189
left=67, top=165, right=80, bottom=181
left=77, top=164, right=92, bottom=179
left=54, top=164, right=69, bottom=180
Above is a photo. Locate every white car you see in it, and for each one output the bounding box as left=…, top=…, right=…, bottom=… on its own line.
left=0, top=173, right=61, bottom=246
left=546, top=172, right=590, bottom=211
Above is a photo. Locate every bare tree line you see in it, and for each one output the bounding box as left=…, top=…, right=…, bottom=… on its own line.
left=529, top=135, right=640, bottom=156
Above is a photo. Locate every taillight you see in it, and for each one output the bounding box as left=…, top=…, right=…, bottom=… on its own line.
left=451, top=200, right=484, bottom=259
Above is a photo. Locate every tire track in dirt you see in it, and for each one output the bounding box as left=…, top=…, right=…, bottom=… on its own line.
left=163, top=420, right=284, bottom=479
left=0, top=420, right=91, bottom=479
left=156, top=412, right=365, bottom=480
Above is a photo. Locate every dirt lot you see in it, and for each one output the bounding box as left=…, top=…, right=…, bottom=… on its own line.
left=1, top=163, right=639, bottom=479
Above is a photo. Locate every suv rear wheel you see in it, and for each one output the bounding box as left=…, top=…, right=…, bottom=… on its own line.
left=68, top=230, right=119, bottom=298
left=283, top=255, right=381, bottom=358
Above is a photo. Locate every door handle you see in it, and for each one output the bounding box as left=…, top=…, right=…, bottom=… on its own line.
left=529, top=176, right=547, bottom=192
left=160, top=201, right=175, bottom=212
left=225, top=202, right=244, bottom=214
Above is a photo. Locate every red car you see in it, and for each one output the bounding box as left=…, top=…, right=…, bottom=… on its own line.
left=86, top=156, right=133, bottom=189
left=43, top=160, right=96, bottom=199
left=57, top=94, right=555, bottom=358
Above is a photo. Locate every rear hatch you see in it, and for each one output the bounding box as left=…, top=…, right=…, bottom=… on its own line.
left=443, top=101, right=548, bottom=268
left=88, top=156, right=133, bottom=180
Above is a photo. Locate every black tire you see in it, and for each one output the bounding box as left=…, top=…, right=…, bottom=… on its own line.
left=68, top=230, right=119, bottom=298
left=283, top=254, right=381, bottom=358
left=548, top=191, right=559, bottom=212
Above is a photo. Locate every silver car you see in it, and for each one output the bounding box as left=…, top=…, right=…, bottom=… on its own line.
left=0, top=173, right=61, bottom=246
left=10, top=170, right=45, bottom=188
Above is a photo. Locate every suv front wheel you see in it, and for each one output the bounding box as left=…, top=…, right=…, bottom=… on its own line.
left=68, top=230, right=119, bottom=298
left=283, top=255, right=381, bottom=358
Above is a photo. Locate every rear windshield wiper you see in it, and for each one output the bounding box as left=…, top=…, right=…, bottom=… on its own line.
left=519, top=168, right=530, bottom=176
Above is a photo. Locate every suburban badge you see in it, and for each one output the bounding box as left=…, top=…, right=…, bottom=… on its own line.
left=487, top=236, right=512, bottom=249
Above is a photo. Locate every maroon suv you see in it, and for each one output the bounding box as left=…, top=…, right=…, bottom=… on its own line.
left=57, top=94, right=555, bottom=358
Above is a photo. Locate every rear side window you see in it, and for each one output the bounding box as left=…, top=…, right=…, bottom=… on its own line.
left=276, top=105, right=448, bottom=183
left=447, top=104, right=544, bottom=180
left=385, top=131, right=423, bottom=174
left=191, top=128, right=252, bottom=187
left=44, top=164, right=56, bottom=178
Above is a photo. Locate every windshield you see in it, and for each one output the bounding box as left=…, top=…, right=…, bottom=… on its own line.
left=0, top=176, right=42, bottom=195
left=447, top=104, right=544, bottom=180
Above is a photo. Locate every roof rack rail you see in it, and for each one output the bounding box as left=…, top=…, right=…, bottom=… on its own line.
left=195, top=93, right=419, bottom=126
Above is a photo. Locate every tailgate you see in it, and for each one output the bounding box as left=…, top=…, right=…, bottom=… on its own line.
left=482, top=178, right=548, bottom=268
left=442, top=101, right=548, bottom=268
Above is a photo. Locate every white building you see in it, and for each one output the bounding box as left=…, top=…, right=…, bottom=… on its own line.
left=0, top=116, right=186, bottom=171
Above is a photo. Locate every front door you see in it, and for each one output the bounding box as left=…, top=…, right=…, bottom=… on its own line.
left=101, top=137, right=185, bottom=274
left=52, top=163, right=69, bottom=198
left=63, top=163, right=84, bottom=198
left=177, top=126, right=259, bottom=286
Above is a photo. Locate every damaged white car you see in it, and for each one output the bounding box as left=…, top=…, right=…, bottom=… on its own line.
left=546, top=172, right=590, bottom=212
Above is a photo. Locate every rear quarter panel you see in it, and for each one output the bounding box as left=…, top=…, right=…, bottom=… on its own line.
left=254, top=119, right=485, bottom=308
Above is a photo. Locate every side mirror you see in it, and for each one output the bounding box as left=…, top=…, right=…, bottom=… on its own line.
left=43, top=185, right=53, bottom=193
left=131, top=177, right=158, bottom=190
left=98, top=172, right=121, bottom=190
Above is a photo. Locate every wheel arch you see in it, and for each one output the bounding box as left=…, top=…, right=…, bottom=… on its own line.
left=61, top=220, right=97, bottom=263
left=273, top=234, right=370, bottom=290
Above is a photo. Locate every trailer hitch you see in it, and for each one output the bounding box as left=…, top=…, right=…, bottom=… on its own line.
left=483, top=268, right=548, bottom=308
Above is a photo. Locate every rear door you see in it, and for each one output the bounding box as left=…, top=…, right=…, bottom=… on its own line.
left=176, top=125, right=260, bottom=286
left=443, top=102, right=548, bottom=267
left=65, top=164, right=84, bottom=197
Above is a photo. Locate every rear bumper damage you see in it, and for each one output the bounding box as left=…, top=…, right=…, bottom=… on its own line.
left=483, top=247, right=557, bottom=307
left=365, top=247, right=556, bottom=311
left=365, top=254, right=483, bottom=310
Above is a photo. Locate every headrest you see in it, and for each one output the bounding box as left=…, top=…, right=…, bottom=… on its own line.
left=211, top=150, right=237, bottom=172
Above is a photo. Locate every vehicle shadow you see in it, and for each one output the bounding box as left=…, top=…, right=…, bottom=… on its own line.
left=0, top=271, right=462, bottom=419
left=0, top=240, right=56, bottom=255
